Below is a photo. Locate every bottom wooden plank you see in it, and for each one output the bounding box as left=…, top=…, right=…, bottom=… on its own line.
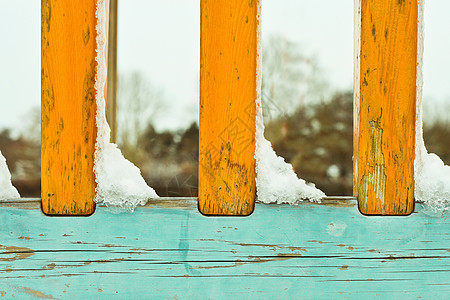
left=0, top=200, right=448, bottom=299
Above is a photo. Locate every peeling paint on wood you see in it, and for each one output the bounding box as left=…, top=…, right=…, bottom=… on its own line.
left=0, top=245, right=34, bottom=262
left=355, top=0, right=417, bottom=215
left=16, top=287, right=56, bottom=299
left=199, top=0, right=259, bottom=215
left=0, top=201, right=448, bottom=298
left=41, top=0, right=97, bottom=215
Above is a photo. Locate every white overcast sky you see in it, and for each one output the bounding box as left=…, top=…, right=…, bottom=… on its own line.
left=0, top=0, right=449, bottom=131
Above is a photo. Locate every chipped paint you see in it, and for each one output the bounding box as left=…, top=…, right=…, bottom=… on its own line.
left=0, top=203, right=448, bottom=298
left=16, top=287, right=55, bottom=299
left=356, top=0, right=416, bottom=215
left=358, top=119, right=387, bottom=213
left=0, top=245, right=34, bottom=262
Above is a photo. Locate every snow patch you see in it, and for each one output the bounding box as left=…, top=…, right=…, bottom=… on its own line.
left=94, top=0, right=158, bottom=211
left=255, top=2, right=325, bottom=204
left=0, top=151, right=20, bottom=200
left=415, top=1, right=450, bottom=214
left=255, top=102, right=325, bottom=204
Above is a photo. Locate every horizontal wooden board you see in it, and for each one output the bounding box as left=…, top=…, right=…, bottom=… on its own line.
left=0, top=200, right=448, bottom=298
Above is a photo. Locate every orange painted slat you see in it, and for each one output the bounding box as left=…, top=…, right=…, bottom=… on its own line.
left=41, top=0, right=97, bottom=215
left=199, top=0, right=259, bottom=216
left=354, top=0, right=417, bottom=215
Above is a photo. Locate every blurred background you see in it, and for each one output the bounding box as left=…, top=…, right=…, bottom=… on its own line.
left=0, top=0, right=449, bottom=197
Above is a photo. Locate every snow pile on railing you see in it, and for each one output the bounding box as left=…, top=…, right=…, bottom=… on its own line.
left=94, top=0, right=158, bottom=211
left=255, top=104, right=325, bottom=204
left=415, top=1, right=450, bottom=214
left=0, top=151, right=20, bottom=200
left=254, top=1, right=325, bottom=205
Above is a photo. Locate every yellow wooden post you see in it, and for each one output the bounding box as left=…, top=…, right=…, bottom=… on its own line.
left=354, top=0, right=417, bottom=215
left=41, top=0, right=97, bottom=215
left=199, top=0, right=259, bottom=215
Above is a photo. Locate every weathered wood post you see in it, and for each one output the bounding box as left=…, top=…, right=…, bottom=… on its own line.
left=199, top=0, right=260, bottom=215
left=41, top=0, right=97, bottom=215
left=107, top=0, right=118, bottom=143
left=354, top=0, right=417, bottom=215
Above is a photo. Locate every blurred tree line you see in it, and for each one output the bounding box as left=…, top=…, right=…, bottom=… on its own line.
left=1, top=35, right=449, bottom=197
left=0, top=129, right=40, bottom=197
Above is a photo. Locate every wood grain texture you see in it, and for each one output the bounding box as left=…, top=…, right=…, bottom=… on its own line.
left=41, top=0, right=97, bottom=215
left=0, top=200, right=448, bottom=298
left=355, top=0, right=417, bottom=215
left=199, top=0, right=259, bottom=216
left=106, top=0, right=118, bottom=143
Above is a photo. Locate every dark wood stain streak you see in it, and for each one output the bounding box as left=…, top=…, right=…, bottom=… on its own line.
left=82, top=26, right=90, bottom=45
left=41, top=68, right=55, bottom=131
left=192, top=256, right=294, bottom=270
left=326, top=279, right=412, bottom=282
left=81, top=60, right=96, bottom=145
left=41, top=0, right=51, bottom=56
left=196, top=239, right=315, bottom=252
left=131, top=275, right=335, bottom=278
left=42, top=0, right=51, bottom=32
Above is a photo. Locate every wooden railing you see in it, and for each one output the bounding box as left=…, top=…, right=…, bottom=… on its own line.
left=40, top=0, right=418, bottom=216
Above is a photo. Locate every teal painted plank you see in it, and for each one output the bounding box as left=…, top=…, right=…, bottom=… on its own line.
left=0, top=200, right=449, bottom=299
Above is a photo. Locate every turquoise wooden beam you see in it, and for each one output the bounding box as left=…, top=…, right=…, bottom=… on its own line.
left=0, top=199, right=448, bottom=298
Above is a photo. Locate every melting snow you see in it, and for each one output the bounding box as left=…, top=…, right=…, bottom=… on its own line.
left=415, top=1, right=450, bottom=214
left=93, top=0, right=158, bottom=211
left=254, top=1, right=325, bottom=204
left=0, top=151, right=20, bottom=200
